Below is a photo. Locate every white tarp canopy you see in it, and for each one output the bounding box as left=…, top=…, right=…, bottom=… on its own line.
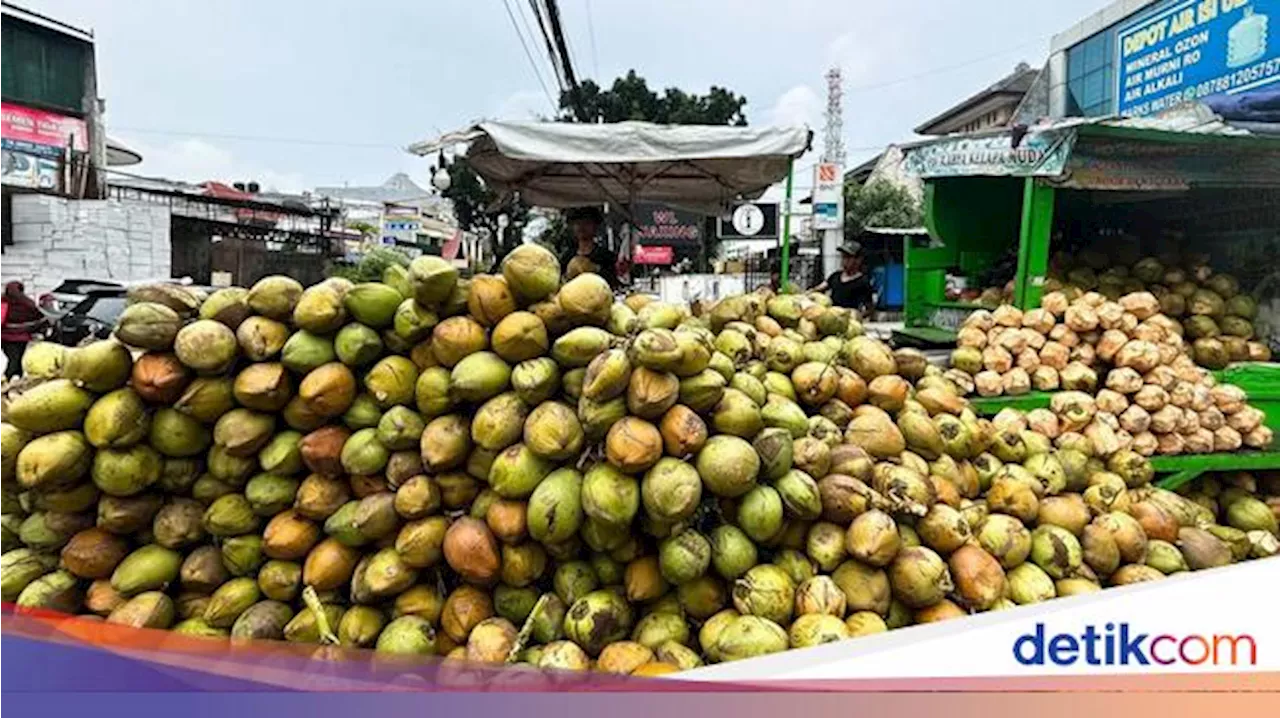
left=408, top=120, right=811, bottom=215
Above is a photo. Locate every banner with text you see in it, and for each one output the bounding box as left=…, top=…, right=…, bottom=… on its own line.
left=1117, top=0, right=1280, bottom=117
left=631, top=202, right=704, bottom=247
left=811, top=163, right=844, bottom=230
left=903, top=130, right=1076, bottom=179
left=0, top=102, right=88, bottom=157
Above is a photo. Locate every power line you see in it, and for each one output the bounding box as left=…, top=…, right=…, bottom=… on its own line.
left=111, top=127, right=404, bottom=149
left=544, top=0, right=580, bottom=89
left=583, top=0, right=599, bottom=80
left=499, top=0, right=557, bottom=111
left=527, top=0, right=566, bottom=94
left=844, top=34, right=1049, bottom=94
left=514, top=0, right=558, bottom=94
left=544, top=0, right=589, bottom=121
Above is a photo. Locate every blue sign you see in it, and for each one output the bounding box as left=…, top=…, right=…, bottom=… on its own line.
left=1117, top=0, right=1279, bottom=116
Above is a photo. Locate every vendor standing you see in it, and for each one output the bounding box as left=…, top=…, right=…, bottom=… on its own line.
left=559, top=206, right=619, bottom=287
left=813, top=240, right=876, bottom=314
left=2, top=281, right=45, bottom=378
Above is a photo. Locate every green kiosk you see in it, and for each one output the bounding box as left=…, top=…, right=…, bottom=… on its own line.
left=892, top=113, right=1280, bottom=487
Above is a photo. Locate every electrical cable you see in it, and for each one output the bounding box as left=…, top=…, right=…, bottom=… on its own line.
left=583, top=0, right=599, bottom=80
left=499, top=0, right=558, bottom=111
left=544, top=0, right=589, bottom=121
left=527, top=0, right=567, bottom=93
left=109, top=127, right=404, bottom=149
left=844, top=33, right=1050, bottom=94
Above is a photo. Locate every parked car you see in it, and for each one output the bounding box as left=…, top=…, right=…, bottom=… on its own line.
left=42, top=279, right=125, bottom=314
left=46, top=287, right=128, bottom=346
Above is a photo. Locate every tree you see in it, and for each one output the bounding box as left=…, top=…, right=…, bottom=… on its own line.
left=440, top=159, right=529, bottom=241
left=558, top=71, right=748, bottom=125
left=844, top=179, right=922, bottom=235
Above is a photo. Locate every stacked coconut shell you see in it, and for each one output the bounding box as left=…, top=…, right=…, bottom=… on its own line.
left=949, top=290, right=1273, bottom=456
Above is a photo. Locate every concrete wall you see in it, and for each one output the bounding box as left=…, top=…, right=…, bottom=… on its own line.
left=1, top=193, right=171, bottom=295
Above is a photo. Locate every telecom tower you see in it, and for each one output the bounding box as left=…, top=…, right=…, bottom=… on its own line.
left=822, top=67, right=845, bottom=165
left=820, top=67, right=845, bottom=276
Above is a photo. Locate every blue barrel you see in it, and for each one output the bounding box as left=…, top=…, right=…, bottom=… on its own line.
left=872, top=264, right=905, bottom=309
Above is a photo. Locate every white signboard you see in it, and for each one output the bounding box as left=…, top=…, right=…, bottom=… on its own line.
left=731, top=204, right=765, bottom=236
left=811, top=162, right=843, bottom=230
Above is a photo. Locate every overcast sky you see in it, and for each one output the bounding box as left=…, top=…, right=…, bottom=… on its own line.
left=27, top=0, right=1112, bottom=195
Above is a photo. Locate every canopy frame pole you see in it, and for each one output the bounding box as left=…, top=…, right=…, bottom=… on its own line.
left=671, top=159, right=738, bottom=192
left=781, top=158, right=794, bottom=291
left=632, top=160, right=693, bottom=192
left=571, top=162, right=637, bottom=225
left=1014, top=178, right=1055, bottom=309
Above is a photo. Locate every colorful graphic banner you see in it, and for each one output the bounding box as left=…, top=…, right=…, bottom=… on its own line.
left=1, top=149, right=61, bottom=190
left=1117, top=0, right=1280, bottom=117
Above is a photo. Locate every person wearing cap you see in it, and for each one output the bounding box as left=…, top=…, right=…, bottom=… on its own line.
left=559, top=206, right=619, bottom=287
left=813, top=240, right=876, bottom=314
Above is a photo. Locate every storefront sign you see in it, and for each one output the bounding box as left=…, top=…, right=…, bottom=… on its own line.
left=905, top=130, right=1076, bottom=178
left=1, top=150, right=61, bottom=189
left=381, top=209, right=423, bottom=247
left=717, top=202, right=779, bottom=239
left=811, top=162, right=844, bottom=230
left=634, top=245, right=674, bottom=265
left=1117, top=0, right=1280, bottom=117
left=632, top=203, right=703, bottom=246
left=0, top=102, right=88, bottom=157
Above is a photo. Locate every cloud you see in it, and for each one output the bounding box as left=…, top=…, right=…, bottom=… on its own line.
left=495, top=89, right=556, bottom=121
left=764, top=84, right=823, bottom=129
left=119, top=135, right=308, bottom=193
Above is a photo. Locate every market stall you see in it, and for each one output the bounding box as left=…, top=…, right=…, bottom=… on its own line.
left=407, top=120, right=811, bottom=283
left=889, top=105, right=1280, bottom=486
left=895, top=105, right=1280, bottom=344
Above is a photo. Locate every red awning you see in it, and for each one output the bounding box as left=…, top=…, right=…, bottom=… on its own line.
left=201, top=181, right=253, bottom=200
left=201, top=181, right=282, bottom=224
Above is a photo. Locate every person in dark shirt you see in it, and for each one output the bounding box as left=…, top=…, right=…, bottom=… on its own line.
left=558, top=206, right=619, bottom=287
left=813, top=240, right=876, bottom=314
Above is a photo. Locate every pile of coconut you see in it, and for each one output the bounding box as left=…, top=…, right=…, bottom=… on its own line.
left=949, top=290, right=1273, bottom=456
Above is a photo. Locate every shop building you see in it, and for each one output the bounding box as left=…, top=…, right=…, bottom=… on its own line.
left=0, top=2, right=173, bottom=294
left=1043, top=0, right=1280, bottom=119
left=916, top=63, right=1039, bottom=135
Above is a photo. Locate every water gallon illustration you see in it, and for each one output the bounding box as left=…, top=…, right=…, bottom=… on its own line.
left=1227, top=6, right=1269, bottom=68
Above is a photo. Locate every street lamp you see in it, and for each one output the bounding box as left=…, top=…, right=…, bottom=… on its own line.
left=431, top=150, right=451, bottom=192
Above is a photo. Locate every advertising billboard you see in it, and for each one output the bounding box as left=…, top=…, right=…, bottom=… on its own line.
left=811, top=162, right=844, bottom=230
left=1116, top=0, right=1279, bottom=116
left=0, top=102, right=88, bottom=157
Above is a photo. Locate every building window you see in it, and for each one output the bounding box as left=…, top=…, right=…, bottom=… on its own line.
left=1, top=20, right=90, bottom=114
left=1065, top=28, right=1117, bottom=117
